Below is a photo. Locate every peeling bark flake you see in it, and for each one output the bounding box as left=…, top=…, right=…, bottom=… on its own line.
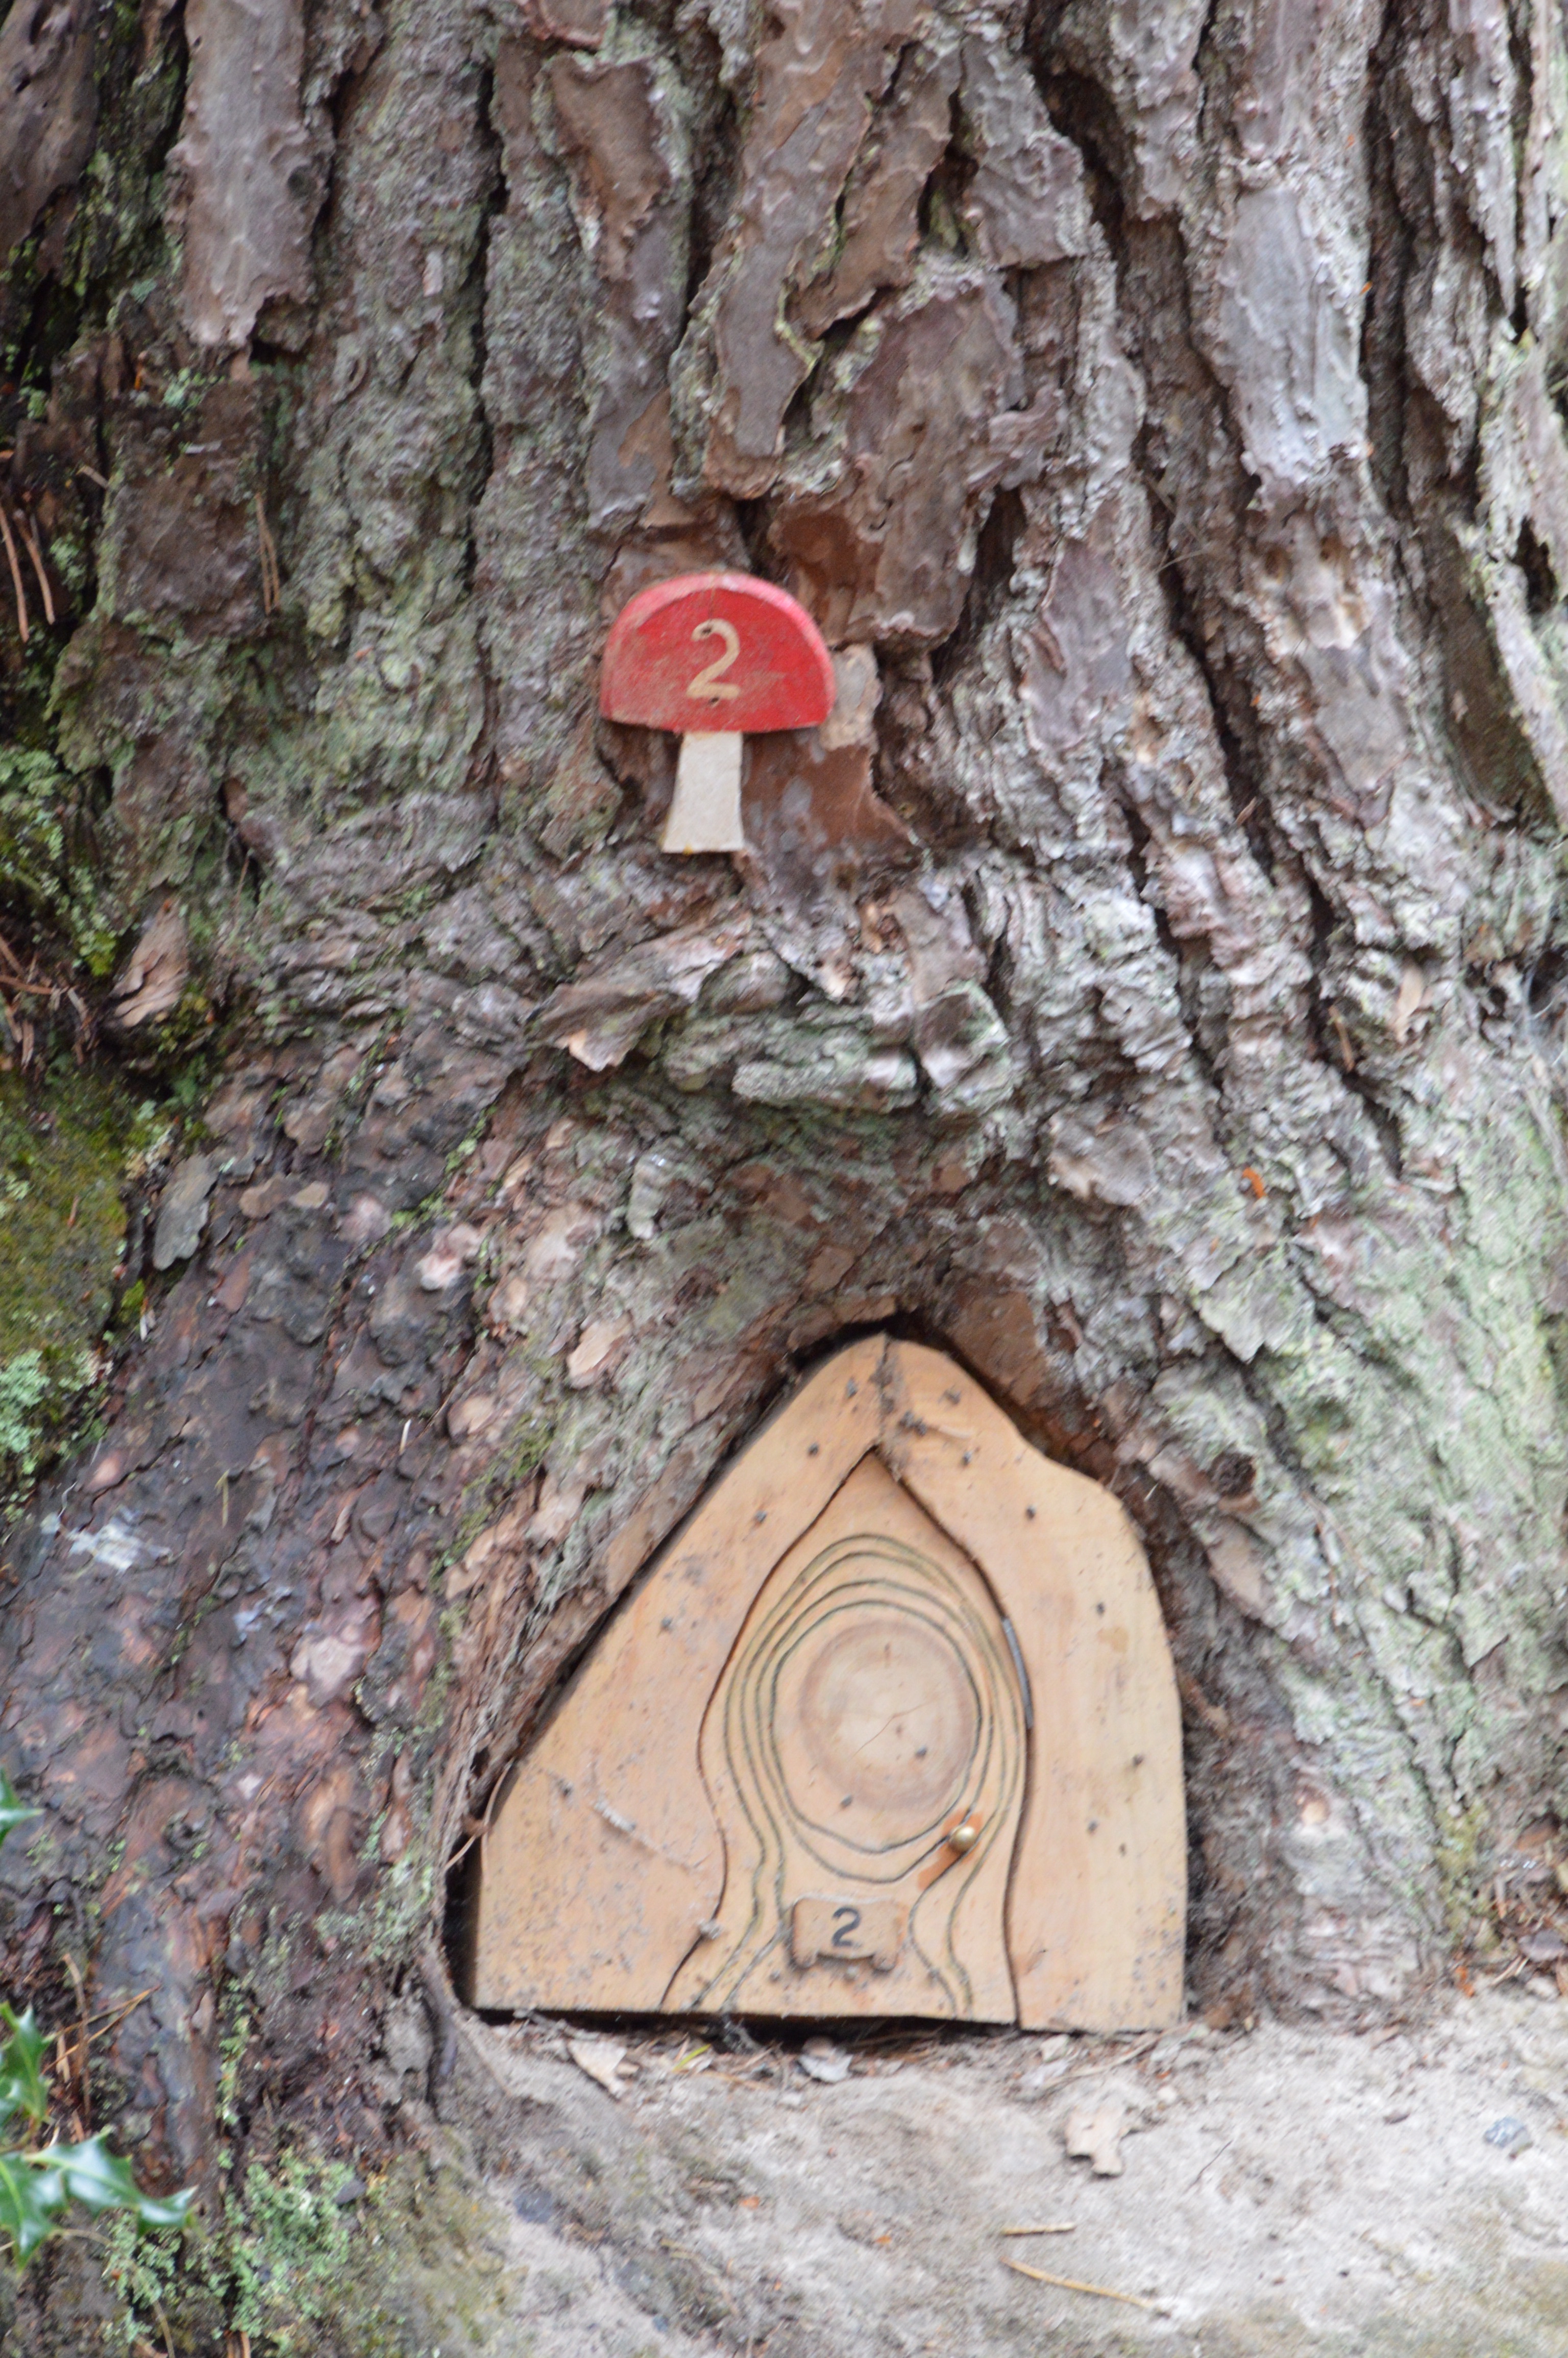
left=169, top=0, right=314, bottom=349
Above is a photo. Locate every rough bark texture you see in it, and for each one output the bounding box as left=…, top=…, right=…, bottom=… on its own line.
left=5, top=0, right=1568, bottom=2340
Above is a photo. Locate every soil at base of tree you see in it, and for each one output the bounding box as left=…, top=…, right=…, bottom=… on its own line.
left=194, top=1984, right=1568, bottom=2356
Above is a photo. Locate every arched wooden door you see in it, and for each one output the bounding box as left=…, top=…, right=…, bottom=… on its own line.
left=472, top=1338, right=1185, bottom=2029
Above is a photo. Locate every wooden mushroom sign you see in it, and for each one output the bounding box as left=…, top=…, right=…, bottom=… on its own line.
left=472, top=1338, right=1187, bottom=2029
left=600, top=571, right=835, bottom=854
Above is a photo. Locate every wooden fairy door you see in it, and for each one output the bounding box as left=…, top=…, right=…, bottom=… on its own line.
left=666, top=1457, right=1026, bottom=2018
left=471, top=1336, right=1186, bottom=2029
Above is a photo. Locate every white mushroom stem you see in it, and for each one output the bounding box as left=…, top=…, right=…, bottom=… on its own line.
left=662, top=731, right=745, bottom=854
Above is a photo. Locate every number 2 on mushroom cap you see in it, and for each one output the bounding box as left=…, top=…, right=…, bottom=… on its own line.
left=599, top=571, right=834, bottom=736
left=686, top=618, right=741, bottom=704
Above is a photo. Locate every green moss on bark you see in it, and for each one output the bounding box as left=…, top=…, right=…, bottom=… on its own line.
left=0, top=1065, right=150, bottom=1500
left=0, top=746, right=118, bottom=976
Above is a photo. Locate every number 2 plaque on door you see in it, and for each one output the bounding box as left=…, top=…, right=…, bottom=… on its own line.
left=471, top=1338, right=1185, bottom=2029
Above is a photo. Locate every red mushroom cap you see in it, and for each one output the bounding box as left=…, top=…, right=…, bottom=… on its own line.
left=600, top=571, right=835, bottom=735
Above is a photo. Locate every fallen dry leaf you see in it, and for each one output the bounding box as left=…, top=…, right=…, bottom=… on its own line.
left=567, top=2034, right=629, bottom=2099
left=107, top=899, right=189, bottom=1033
left=799, top=2037, right=852, bottom=2085
left=1065, top=2099, right=1125, bottom=2176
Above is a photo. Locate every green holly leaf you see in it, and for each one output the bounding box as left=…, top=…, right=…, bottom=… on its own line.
left=35, top=2135, right=193, bottom=2228
left=36, top=2134, right=139, bottom=2213
left=0, top=1766, right=36, bottom=1853
left=127, top=2180, right=197, bottom=2230
left=0, top=2006, right=50, bottom=2125
left=0, top=2153, right=65, bottom=2263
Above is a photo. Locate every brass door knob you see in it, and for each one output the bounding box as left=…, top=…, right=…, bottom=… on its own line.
left=948, top=1820, right=979, bottom=1854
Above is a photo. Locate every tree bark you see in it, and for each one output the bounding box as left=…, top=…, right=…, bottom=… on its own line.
left=5, top=0, right=1568, bottom=2337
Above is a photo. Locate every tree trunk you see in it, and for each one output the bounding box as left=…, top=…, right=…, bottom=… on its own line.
left=4, top=0, right=1568, bottom=2338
